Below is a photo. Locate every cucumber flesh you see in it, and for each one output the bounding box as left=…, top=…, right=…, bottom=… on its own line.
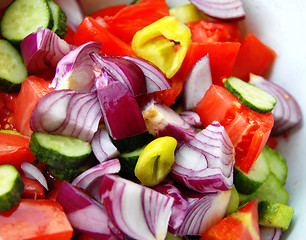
left=0, top=0, right=52, bottom=45
left=234, top=149, right=270, bottom=194
left=258, top=201, right=294, bottom=231
left=0, top=164, right=24, bottom=212
left=0, top=39, right=28, bottom=92
left=47, top=0, right=67, bottom=38
left=224, top=77, right=277, bottom=113
left=29, top=132, right=92, bottom=170
left=225, top=185, right=239, bottom=215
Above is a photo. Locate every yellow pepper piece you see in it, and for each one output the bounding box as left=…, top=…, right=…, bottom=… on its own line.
left=132, top=16, right=191, bottom=78
left=134, top=136, right=177, bottom=187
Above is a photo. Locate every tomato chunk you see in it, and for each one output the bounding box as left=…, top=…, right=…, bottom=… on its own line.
left=232, top=32, right=277, bottom=81
left=0, top=132, right=35, bottom=168
left=13, top=76, right=53, bottom=137
left=0, top=199, right=73, bottom=240
left=194, top=85, right=274, bottom=173
left=21, top=175, right=46, bottom=199
left=90, top=4, right=127, bottom=19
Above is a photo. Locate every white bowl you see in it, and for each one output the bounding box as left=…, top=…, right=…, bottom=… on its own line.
left=81, top=0, right=305, bottom=238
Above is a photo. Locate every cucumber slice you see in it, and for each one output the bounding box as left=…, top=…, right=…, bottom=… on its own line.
left=0, top=0, right=52, bottom=45
left=0, top=39, right=28, bottom=92
left=240, top=173, right=289, bottom=205
left=0, top=164, right=24, bottom=212
left=47, top=0, right=67, bottom=39
left=258, top=201, right=294, bottom=231
left=263, top=145, right=288, bottom=186
left=225, top=185, right=239, bottom=215
left=224, top=77, right=277, bottom=113
left=234, top=149, right=270, bottom=194
left=29, top=132, right=92, bottom=170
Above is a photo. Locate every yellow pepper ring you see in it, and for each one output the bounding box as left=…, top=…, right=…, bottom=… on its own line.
left=132, top=16, right=191, bottom=78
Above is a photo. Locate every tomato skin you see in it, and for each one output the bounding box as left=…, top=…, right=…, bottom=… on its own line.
left=187, top=20, right=240, bottom=43
left=0, top=132, right=35, bottom=168
left=74, top=16, right=134, bottom=56
left=0, top=90, right=18, bottom=112
left=63, top=25, right=75, bottom=45
left=21, top=175, right=46, bottom=199
left=194, top=85, right=274, bottom=173
left=0, top=199, right=73, bottom=240
left=179, top=42, right=240, bottom=86
left=232, top=32, right=277, bottom=81
left=104, top=0, right=169, bottom=44
left=201, top=200, right=260, bottom=240
left=13, top=76, right=53, bottom=137
left=90, top=4, right=127, bottom=19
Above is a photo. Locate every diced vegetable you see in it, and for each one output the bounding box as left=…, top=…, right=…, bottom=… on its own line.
left=47, top=0, right=68, bottom=38
left=21, top=162, right=49, bottom=190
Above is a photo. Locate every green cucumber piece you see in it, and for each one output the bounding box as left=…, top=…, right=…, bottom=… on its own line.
left=119, top=146, right=146, bottom=179
left=239, top=173, right=289, bottom=205
left=224, top=77, right=277, bottom=113
left=29, top=132, right=92, bottom=170
left=225, top=185, right=239, bottom=215
left=0, top=0, right=53, bottom=45
left=258, top=201, right=294, bottom=231
left=0, top=164, right=24, bottom=212
left=234, top=149, right=270, bottom=194
left=47, top=0, right=67, bottom=38
left=263, top=145, right=288, bottom=186
left=0, top=39, right=28, bottom=92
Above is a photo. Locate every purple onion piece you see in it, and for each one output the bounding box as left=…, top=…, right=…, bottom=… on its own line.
left=100, top=174, right=173, bottom=240
left=249, top=74, right=302, bottom=136
left=190, top=0, right=246, bottom=21
left=175, top=190, right=231, bottom=237
left=96, top=71, right=147, bottom=140
left=90, top=53, right=147, bottom=97
left=30, top=90, right=102, bottom=142
left=57, top=181, right=124, bottom=240
left=51, top=41, right=102, bottom=93
left=20, top=162, right=49, bottom=190
left=142, top=101, right=198, bottom=147
left=179, top=111, right=203, bottom=129
left=91, top=128, right=120, bottom=163
left=153, top=181, right=189, bottom=232
left=260, top=227, right=282, bottom=240
left=183, top=54, right=212, bottom=111
left=20, top=28, right=72, bottom=75
left=53, top=0, right=84, bottom=31
left=171, top=121, right=235, bottom=193
left=123, top=55, right=171, bottom=93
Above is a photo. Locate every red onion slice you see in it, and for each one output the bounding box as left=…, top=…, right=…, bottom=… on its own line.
left=175, top=190, right=231, bottom=236
left=56, top=181, right=123, bottom=240
left=190, top=0, right=245, bottom=21
left=100, top=174, right=173, bottom=240
left=30, top=90, right=102, bottom=142
left=249, top=74, right=302, bottom=136
left=51, top=41, right=102, bottom=93
left=20, top=162, right=49, bottom=190
left=91, top=128, right=120, bottom=163
left=90, top=53, right=147, bottom=97
left=179, top=111, right=203, bottom=129
left=123, top=55, right=171, bottom=93
left=53, top=0, right=84, bottom=31
left=96, top=71, right=147, bottom=140
left=142, top=101, right=198, bottom=147
left=260, top=227, right=282, bottom=240
left=20, top=28, right=72, bottom=75
left=171, top=121, right=235, bottom=193
left=183, top=54, right=212, bottom=111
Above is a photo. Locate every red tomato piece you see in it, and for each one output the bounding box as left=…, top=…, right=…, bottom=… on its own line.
left=186, top=20, right=240, bottom=43
left=0, top=132, right=35, bottom=168
left=21, top=175, right=46, bottom=199
left=0, top=107, right=15, bottom=131
left=179, top=42, right=241, bottom=86
left=0, top=90, right=18, bottom=112
left=0, top=199, right=73, bottom=240
left=232, top=32, right=277, bottom=81
left=74, top=16, right=134, bottom=56
left=104, top=0, right=169, bottom=44
left=90, top=4, right=127, bottom=19
left=194, top=85, right=274, bottom=173
left=13, top=76, right=53, bottom=137
left=201, top=199, right=260, bottom=240
left=63, top=24, right=75, bottom=45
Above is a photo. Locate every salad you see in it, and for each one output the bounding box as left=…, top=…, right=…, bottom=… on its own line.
left=0, top=0, right=303, bottom=239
